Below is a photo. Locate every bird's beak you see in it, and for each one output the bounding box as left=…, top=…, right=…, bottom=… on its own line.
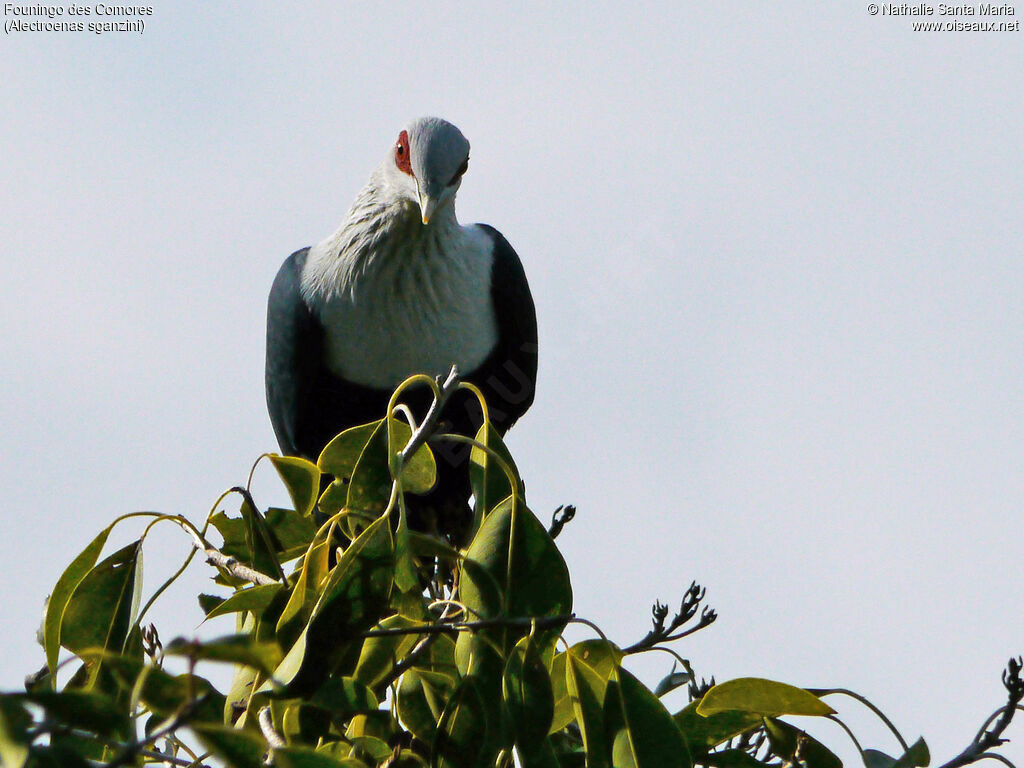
left=418, top=193, right=441, bottom=226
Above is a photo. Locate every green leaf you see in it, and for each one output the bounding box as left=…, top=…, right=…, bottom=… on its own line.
left=277, top=535, right=331, bottom=646
left=893, top=738, right=930, bottom=768
left=503, top=636, right=555, bottom=759
left=165, top=634, right=282, bottom=675
left=548, top=652, right=575, bottom=734
left=459, top=496, right=572, bottom=650
left=268, top=513, right=394, bottom=694
left=346, top=421, right=394, bottom=514
left=353, top=614, right=422, bottom=688
left=16, top=690, right=126, bottom=738
left=211, top=498, right=284, bottom=582
left=697, top=678, right=836, bottom=717
left=674, top=702, right=762, bottom=754
left=274, top=745, right=366, bottom=768
left=270, top=455, right=322, bottom=518
left=0, top=697, right=31, bottom=768
left=604, top=668, right=689, bottom=768
left=205, top=583, right=284, bottom=620
left=388, top=415, right=438, bottom=494
left=307, top=677, right=379, bottom=716
left=199, top=593, right=226, bottom=615
left=87, top=650, right=226, bottom=722
left=397, top=668, right=459, bottom=743
left=60, top=540, right=143, bottom=659
left=433, top=676, right=491, bottom=768
left=44, top=525, right=113, bottom=673
left=266, top=507, right=318, bottom=561
left=193, top=723, right=268, bottom=768
left=763, top=718, right=842, bottom=768
left=565, top=650, right=610, bottom=768
left=566, top=640, right=621, bottom=681
left=319, top=421, right=381, bottom=480
left=469, top=422, right=521, bottom=522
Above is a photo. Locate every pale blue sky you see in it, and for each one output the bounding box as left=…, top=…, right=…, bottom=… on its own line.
left=2, top=2, right=1022, bottom=764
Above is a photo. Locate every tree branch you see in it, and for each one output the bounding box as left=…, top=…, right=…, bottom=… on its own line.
left=623, top=582, right=717, bottom=654
left=360, top=613, right=574, bottom=640
left=548, top=504, right=576, bottom=539
left=938, top=657, right=1022, bottom=768
left=181, top=523, right=278, bottom=587
left=399, top=366, right=461, bottom=467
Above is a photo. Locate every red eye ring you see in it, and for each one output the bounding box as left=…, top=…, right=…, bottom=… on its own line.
left=395, top=130, right=413, bottom=176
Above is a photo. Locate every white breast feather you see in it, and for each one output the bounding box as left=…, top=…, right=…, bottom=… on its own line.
left=302, top=219, right=498, bottom=390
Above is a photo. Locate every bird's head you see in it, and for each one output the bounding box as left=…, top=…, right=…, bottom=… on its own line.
left=383, top=117, right=470, bottom=226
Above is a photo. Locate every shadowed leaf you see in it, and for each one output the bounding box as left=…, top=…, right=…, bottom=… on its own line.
left=271, top=455, right=322, bottom=518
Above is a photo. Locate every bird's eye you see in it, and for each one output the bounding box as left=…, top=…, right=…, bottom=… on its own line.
left=395, top=130, right=413, bottom=176
left=448, top=157, right=469, bottom=187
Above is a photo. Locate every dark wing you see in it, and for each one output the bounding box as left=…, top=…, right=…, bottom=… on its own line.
left=266, top=247, right=399, bottom=461
left=470, top=225, right=538, bottom=432
left=265, top=247, right=323, bottom=457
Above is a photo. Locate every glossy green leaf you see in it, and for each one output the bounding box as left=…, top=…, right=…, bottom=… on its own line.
left=393, top=500, right=419, bottom=594
left=459, top=497, right=571, bottom=650
left=697, top=678, right=836, bottom=717
left=548, top=652, right=574, bottom=734
left=565, top=651, right=610, bottom=768
left=44, top=525, right=113, bottom=673
left=271, top=455, right=322, bottom=518
left=60, top=540, right=142, bottom=658
left=205, top=583, right=284, bottom=620
left=319, top=421, right=381, bottom=479
left=397, top=668, right=459, bottom=743
left=347, top=421, right=397, bottom=513
left=674, top=701, right=762, bottom=754
left=268, top=514, right=394, bottom=694
left=503, top=636, right=554, bottom=758
left=193, top=723, right=267, bottom=768
left=567, top=640, right=622, bottom=681
left=469, top=422, right=520, bottom=520
left=605, top=668, right=689, bottom=768
left=763, top=718, right=842, bottom=768
left=352, top=735, right=393, bottom=762
left=277, top=535, right=331, bottom=645
left=165, top=634, right=282, bottom=675
left=353, top=614, right=422, bottom=688
left=433, top=676, right=491, bottom=768
left=387, top=415, right=438, bottom=494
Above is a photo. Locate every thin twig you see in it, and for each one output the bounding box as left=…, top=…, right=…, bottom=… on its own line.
left=360, top=613, right=573, bottom=639
left=180, top=522, right=277, bottom=587
left=938, top=657, right=1022, bottom=768
left=623, top=582, right=717, bottom=654
left=376, top=604, right=458, bottom=691
left=399, top=366, right=461, bottom=467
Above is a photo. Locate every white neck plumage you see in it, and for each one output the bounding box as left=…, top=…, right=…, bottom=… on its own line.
left=298, top=170, right=499, bottom=390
